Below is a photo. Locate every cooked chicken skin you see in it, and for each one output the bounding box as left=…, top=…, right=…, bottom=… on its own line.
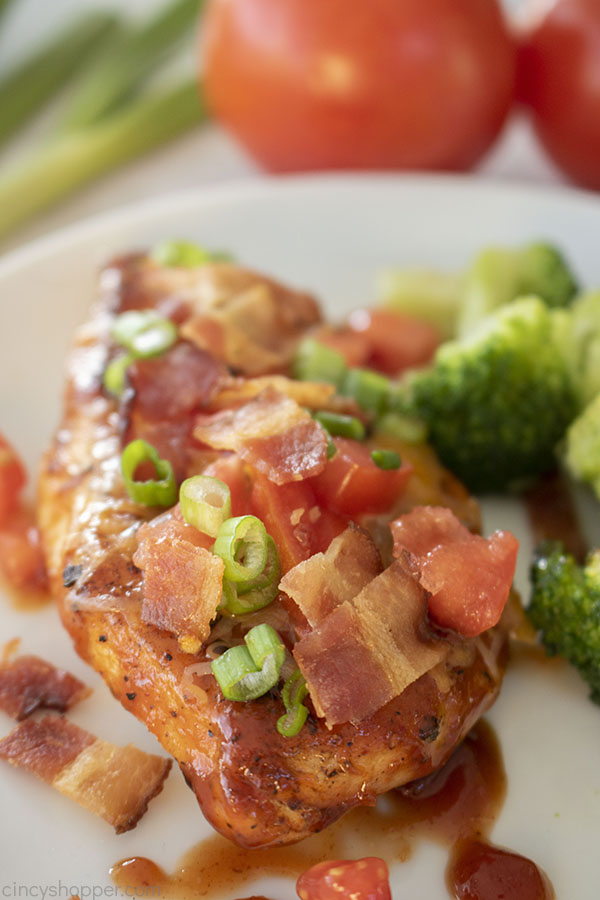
left=38, top=255, right=508, bottom=848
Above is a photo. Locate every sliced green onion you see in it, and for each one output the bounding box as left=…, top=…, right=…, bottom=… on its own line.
left=211, top=625, right=285, bottom=701
left=151, top=239, right=231, bottom=267
left=103, top=352, right=134, bottom=397
left=277, top=669, right=309, bottom=738
left=111, top=309, right=177, bottom=359
left=277, top=703, right=309, bottom=738
left=326, top=436, right=338, bottom=459
left=314, top=410, right=366, bottom=441
left=210, top=645, right=260, bottom=701
left=238, top=536, right=281, bottom=594
left=121, top=439, right=177, bottom=507
left=343, top=368, right=390, bottom=416
left=293, top=338, right=347, bottom=389
left=245, top=624, right=286, bottom=671
left=371, top=449, right=402, bottom=470
left=219, top=537, right=281, bottom=615
left=281, top=669, right=308, bottom=709
left=375, top=413, right=428, bottom=444
left=180, top=476, right=231, bottom=538
left=213, top=515, right=268, bottom=583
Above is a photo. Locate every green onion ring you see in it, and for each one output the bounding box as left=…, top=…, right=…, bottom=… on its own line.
left=180, top=475, right=231, bottom=538
left=120, top=439, right=177, bottom=507
left=219, top=537, right=281, bottom=616
left=211, top=624, right=285, bottom=702
left=103, top=352, right=134, bottom=398
left=111, top=309, right=177, bottom=359
left=213, top=515, right=268, bottom=583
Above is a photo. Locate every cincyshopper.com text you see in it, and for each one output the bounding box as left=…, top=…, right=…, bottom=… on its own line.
left=2, top=884, right=161, bottom=899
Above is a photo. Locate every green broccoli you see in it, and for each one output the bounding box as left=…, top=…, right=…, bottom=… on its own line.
left=564, top=393, right=600, bottom=499
left=404, top=296, right=577, bottom=493
left=458, top=242, right=578, bottom=335
left=529, top=541, right=600, bottom=704
left=561, top=291, right=600, bottom=407
left=377, top=242, right=578, bottom=342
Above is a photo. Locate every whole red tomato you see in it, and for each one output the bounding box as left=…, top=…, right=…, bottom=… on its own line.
left=519, top=0, right=600, bottom=189
left=203, top=0, right=516, bottom=173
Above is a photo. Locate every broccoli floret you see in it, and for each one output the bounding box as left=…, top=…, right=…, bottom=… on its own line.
left=564, top=393, right=600, bottom=499
left=562, top=291, right=600, bottom=406
left=529, top=541, right=600, bottom=703
left=458, top=242, right=578, bottom=335
left=406, top=297, right=577, bottom=493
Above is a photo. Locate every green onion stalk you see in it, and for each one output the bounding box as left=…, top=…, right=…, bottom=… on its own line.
left=62, top=0, right=202, bottom=131
left=0, top=80, right=206, bottom=243
left=0, top=12, right=121, bottom=150
left=0, top=0, right=15, bottom=23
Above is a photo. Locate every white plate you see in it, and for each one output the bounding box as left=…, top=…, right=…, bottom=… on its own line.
left=1, top=174, right=600, bottom=899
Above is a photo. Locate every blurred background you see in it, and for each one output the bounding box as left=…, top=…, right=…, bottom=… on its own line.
left=0, top=0, right=590, bottom=253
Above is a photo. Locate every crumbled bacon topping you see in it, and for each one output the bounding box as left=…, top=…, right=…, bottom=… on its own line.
left=279, top=525, right=382, bottom=629
left=208, top=375, right=336, bottom=412
left=194, top=387, right=329, bottom=485
left=0, top=653, right=90, bottom=720
left=124, top=343, right=229, bottom=421
left=133, top=507, right=224, bottom=654
left=294, top=557, right=447, bottom=726
left=0, top=716, right=171, bottom=832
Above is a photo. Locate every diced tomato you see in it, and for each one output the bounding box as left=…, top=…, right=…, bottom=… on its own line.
left=202, top=454, right=252, bottom=517
left=296, top=858, right=392, bottom=900
left=0, top=434, right=26, bottom=528
left=348, top=308, right=441, bottom=375
left=250, top=474, right=347, bottom=573
left=0, top=510, right=47, bottom=591
left=391, top=506, right=518, bottom=637
left=310, top=437, right=412, bottom=517
left=312, top=325, right=371, bottom=368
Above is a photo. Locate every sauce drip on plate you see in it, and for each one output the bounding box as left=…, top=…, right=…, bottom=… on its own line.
left=448, top=841, right=554, bottom=900
left=524, top=468, right=587, bottom=561
left=110, top=720, right=554, bottom=899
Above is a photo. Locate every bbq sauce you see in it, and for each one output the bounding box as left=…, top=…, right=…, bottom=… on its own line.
left=111, top=720, right=553, bottom=900
left=447, top=840, right=554, bottom=900
left=524, top=468, right=587, bottom=561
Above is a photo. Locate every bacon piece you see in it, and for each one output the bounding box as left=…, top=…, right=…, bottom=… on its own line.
left=294, top=558, right=447, bottom=726
left=0, top=716, right=171, bottom=832
left=391, top=506, right=519, bottom=638
left=279, top=526, right=382, bottom=628
left=181, top=277, right=320, bottom=376
left=194, top=387, right=328, bottom=485
left=120, top=343, right=229, bottom=480
left=133, top=508, right=224, bottom=654
left=124, top=343, right=229, bottom=421
left=209, top=376, right=336, bottom=412
left=0, top=654, right=90, bottom=720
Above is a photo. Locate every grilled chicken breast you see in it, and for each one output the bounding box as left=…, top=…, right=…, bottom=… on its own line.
left=38, top=254, right=509, bottom=848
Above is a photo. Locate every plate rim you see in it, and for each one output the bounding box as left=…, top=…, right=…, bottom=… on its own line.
left=2, top=171, right=600, bottom=282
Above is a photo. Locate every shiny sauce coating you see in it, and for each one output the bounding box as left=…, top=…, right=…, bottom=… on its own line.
left=111, top=720, right=554, bottom=900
